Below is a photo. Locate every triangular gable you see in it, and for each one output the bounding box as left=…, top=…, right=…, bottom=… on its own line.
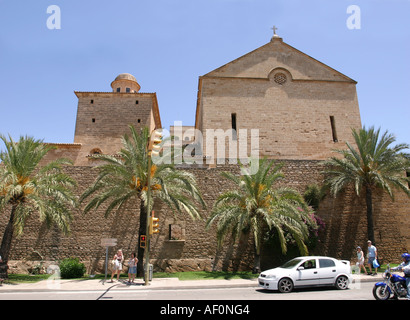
left=203, top=38, right=356, bottom=83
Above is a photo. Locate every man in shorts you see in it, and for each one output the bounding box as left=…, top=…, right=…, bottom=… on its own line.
left=367, top=240, right=378, bottom=275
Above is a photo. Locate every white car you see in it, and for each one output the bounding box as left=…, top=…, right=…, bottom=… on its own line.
left=258, top=256, right=352, bottom=293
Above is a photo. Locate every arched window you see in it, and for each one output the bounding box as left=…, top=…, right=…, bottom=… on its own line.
left=90, top=148, right=102, bottom=155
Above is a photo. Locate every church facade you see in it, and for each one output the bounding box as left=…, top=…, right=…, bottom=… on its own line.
left=195, top=34, right=362, bottom=163
left=2, top=34, right=409, bottom=274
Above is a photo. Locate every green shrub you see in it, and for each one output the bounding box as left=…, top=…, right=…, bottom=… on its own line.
left=59, top=257, right=86, bottom=279
left=303, top=184, right=326, bottom=210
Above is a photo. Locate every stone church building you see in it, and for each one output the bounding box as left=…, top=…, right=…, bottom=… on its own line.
left=2, top=34, right=409, bottom=274
left=43, top=33, right=362, bottom=166
left=195, top=33, right=362, bottom=162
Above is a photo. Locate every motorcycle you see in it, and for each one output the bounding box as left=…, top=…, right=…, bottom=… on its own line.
left=373, top=264, right=408, bottom=300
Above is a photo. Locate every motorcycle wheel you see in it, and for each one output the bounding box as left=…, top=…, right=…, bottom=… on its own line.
left=372, top=285, right=390, bottom=300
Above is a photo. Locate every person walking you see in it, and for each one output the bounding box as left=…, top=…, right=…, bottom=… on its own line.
left=367, top=240, right=378, bottom=275
left=356, top=246, right=367, bottom=274
left=128, top=252, right=138, bottom=284
left=111, top=249, right=124, bottom=282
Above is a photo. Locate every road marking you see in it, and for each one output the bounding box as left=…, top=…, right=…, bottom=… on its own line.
left=0, top=286, right=252, bottom=295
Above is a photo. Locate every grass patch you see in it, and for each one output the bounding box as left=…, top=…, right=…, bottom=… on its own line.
left=153, top=271, right=256, bottom=280
left=5, top=271, right=256, bottom=283
left=6, top=274, right=50, bottom=284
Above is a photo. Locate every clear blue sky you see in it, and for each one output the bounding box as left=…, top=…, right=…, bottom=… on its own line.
left=0, top=0, right=409, bottom=151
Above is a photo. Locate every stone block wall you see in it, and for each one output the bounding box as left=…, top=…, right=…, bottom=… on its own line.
left=199, top=77, right=361, bottom=162
left=1, top=161, right=408, bottom=274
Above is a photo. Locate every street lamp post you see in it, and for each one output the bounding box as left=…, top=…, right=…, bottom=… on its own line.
left=144, top=129, right=162, bottom=286
left=144, top=154, right=152, bottom=286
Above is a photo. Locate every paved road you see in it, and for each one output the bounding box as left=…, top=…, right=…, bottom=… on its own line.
left=0, top=282, right=375, bottom=300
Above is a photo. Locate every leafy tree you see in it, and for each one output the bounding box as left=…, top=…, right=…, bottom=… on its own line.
left=0, top=135, right=77, bottom=278
left=323, top=126, right=410, bottom=244
left=80, top=126, right=206, bottom=276
left=206, top=158, right=316, bottom=273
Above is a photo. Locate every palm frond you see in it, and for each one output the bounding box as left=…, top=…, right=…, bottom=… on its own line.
left=207, top=157, right=315, bottom=257
left=0, top=135, right=77, bottom=236
left=323, top=126, right=410, bottom=199
left=80, top=125, right=206, bottom=222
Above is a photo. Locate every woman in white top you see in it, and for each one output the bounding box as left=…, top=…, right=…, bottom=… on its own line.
left=356, top=246, right=367, bottom=274
left=111, top=249, right=124, bottom=282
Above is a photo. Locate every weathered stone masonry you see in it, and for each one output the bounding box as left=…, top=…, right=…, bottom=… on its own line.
left=1, top=161, right=408, bottom=274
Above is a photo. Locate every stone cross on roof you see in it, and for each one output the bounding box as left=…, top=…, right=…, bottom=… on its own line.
left=271, top=25, right=278, bottom=35
left=271, top=25, right=281, bottom=41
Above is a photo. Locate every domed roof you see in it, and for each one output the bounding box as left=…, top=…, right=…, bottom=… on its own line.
left=110, top=73, right=141, bottom=92
left=114, top=73, right=137, bottom=82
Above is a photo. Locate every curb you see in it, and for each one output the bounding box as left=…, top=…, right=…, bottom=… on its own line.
left=0, top=275, right=383, bottom=293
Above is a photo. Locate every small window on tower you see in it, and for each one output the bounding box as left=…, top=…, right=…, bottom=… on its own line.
left=90, top=148, right=102, bottom=155
left=126, top=88, right=130, bottom=93
left=92, top=118, right=96, bottom=123
left=136, top=100, right=139, bottom=104
left=90, top=99, right=94, bottom=104
left=116, top=88, right=120, bottom=92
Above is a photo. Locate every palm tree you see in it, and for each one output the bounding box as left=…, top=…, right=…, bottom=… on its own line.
left=206, top=158, right=316, bottom=273
left=323, top=126, right=410, bottom=244
left=80, top=126, right=206, bottom=277
left=0, top=135, right=77, bottom=278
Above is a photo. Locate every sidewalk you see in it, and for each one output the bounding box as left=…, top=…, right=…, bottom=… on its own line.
left=0, top=273, right=383, bottom=292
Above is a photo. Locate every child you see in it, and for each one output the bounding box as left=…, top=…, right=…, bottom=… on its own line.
left=128, top=252, right=138, bottom=283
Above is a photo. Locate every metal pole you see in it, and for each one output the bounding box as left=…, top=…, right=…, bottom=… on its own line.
left=144, top=150, right=152, bottom=286
left=104, top=246, right=108, bottom=284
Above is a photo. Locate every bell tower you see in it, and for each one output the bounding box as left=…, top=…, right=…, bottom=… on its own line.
left=71, top=73, right=161, bottom=165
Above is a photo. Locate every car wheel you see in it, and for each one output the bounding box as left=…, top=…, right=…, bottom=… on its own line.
left=335, top=275, right=349, bottom=290
left=278, top=278, right=294, bottom=293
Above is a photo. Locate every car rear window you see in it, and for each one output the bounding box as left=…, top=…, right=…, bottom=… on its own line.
left=319, top=259, right=336, bottom=268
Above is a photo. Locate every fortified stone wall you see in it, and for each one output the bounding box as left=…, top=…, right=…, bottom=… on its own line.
left=1, top=161, right=408, bottom=274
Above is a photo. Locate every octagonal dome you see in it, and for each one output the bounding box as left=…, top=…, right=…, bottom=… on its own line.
left=114, top=73, right=137, bottom=82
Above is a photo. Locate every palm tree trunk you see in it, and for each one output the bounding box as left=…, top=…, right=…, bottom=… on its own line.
left=252, top=222, right=262, bottom=274
left=137, top=200, right=147, bottom=277
left=365, top=185, right=375, bottom=245
left=0, top=205, right=17, bottom=279
left=253, top=252, right=261, bottom=274
left=252, top=237, right=261, bottom=274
